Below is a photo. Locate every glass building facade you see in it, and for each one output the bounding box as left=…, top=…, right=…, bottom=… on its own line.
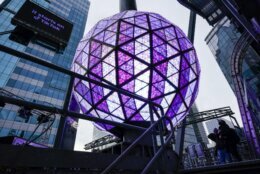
left=0, top=0, right=90, bottom=147
left=177, top=0, right=225, bottom=25
left=205, top=17, right=260, bottom=128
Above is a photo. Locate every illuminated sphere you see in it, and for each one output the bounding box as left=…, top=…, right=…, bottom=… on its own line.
left=72, top=11, right=200, bottom=131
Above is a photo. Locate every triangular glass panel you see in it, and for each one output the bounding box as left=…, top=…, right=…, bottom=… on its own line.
left=106, top=99, right=120, bottom=112
left=121, top=26, right=134, bottom=38
left=139, top=104, right=150, bottom=120
left=161, top=20, right=171, bottom=28
left=121, top=80, right=134, bottom=91
left=135, top=41, right=149, bottom=55
left=90, top=41, right=101, bottom=53
left=136, top=34, right=150, bottom=47
left=107, top=92, right=121, bottom=105
left=118, top=70, right=132, bottom=84
left=96, top=110, right=109, bottom=119
left=103, top=70, right=116, bottom=85
left=111, top=106, right=125, bottom=119
left=97, top=100, right=110, bottom=113
left=155, top=62, right=167, bottom=76
left=120, top=60, right=134, bottom=73
left=151, top=20, right=162, bottom=30
left=191, top=63, right=198, bottom=75
left=101, top=45, right=113, bottom=58
left=135, top=15, right=149, bottom=29
left=165, top=92, right=176, bottom=105
left=168, top=39, right=180, bottom=51
left=136, top=85, right=149, bottom=99
left=75, top=82, right=89, bottom=96
left=119, top=33, right=132, bottom=45
left=184, top=50, right=196, bottom=64
left=121, top=41, right=135, bottom=55
left=103, top=52, right=115, bottom=67
left=106, top=22, right=118, bottom=32
left=134, top=59, right=149, bottom=75
left=102, top=62, right=115, bottom=77
left=136, top=70, right=150, bottom=83
left=154, top=44, right=167, bottom=57
left=175, top=27, right=185, bottom=38
left=136, top=49, right=150, bottom=63
left=89, top=55, right=101, bottom=69
left=151, top=83, right=164, bottom=99
left=168, top=73, right=179, bottom=87
left=90, top=63, right=102, bottom=78
left=152, top=71, right=164, bottom=83
left=134, top=99, right=146, bottom=110
left=135, top=79, right=149, bottom=93
left=169, top=56, right=181, bottom=71
left=118, top=51, right=132, bottom=66
left=105, top=33, right=117, bottom=46
left=123, top=17, right=135, bottom=25
left=178, top=38, right=193, bottom=51
left=152, top=34, right=165, bottom=47
left=94, top=31, right=105, bottom=42
left=166, top=44, right=178, bottom=57
left=164, top=80, right=177, bottom=94
left=180, top=55, right=190, bottom=71
left=153, top=50, right=165, bottom=63
left=120, top=21, right=134, bottom=32
left=134, top=26, right=148, bottom=38
left=167, top=59, right=179, bottom=77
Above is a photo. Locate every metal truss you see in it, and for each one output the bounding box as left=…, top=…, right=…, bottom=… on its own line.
left=184, top=106, right=239, bottom=127
left=84, top=134, right=121, bottom=151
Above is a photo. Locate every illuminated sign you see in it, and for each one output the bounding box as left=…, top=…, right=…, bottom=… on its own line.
left=11, top=0, right=73, bottom=50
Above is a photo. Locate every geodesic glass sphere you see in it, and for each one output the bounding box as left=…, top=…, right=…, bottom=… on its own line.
left=72, top=11, right=200, bottom=131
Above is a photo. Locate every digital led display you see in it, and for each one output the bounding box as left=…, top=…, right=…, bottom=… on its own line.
left=11, top=0, right=73, bottom=47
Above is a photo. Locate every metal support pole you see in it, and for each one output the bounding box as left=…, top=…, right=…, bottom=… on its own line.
left=54, top=77, right=75, bottom=149
left=175, top=10, right=196, bottom=162
left=120, top=0, right=137, bottom=12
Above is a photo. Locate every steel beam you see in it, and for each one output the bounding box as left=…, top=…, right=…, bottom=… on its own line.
left=175, top=10, right=196, bottom=163
left=120, top=0, right=137, bottom=12
left=0, top=44, right=165, bottom=117
left=54, top=77, right=75, bottom=149
left=0, top=95, right=146, bottom=132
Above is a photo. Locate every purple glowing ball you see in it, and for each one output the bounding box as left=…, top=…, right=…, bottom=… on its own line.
left=72, top=11, right=200, bottom=131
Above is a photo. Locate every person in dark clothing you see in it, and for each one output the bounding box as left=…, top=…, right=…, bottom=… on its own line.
left=208, top=128, right=230, bottom=164
left=218, top=120, right=242, bottom=162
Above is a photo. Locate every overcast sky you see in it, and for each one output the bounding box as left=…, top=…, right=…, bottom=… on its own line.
left=74, top=0, right=241, bottom=151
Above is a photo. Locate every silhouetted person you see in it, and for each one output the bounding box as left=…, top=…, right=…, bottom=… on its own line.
left=208, top=128, right=229, bottom=164
left=218, top=120, right=242, bottom=162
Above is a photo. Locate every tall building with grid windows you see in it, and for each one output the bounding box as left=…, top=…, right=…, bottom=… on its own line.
left=0, top=0, right=90, bottom=147
left=205, top=17, right=260, bottom=138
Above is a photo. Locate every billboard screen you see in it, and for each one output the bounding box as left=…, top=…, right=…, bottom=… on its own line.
left=11, top=0, right=73, bottom=46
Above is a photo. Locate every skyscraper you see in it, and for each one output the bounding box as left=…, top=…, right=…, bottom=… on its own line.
left=177, top=0, right=225, bottom=25
left=0, top=0, right=90, bottom=147
left=205, top=18, right=260, bottom=124
left=188, top=105, right=209, bottom=144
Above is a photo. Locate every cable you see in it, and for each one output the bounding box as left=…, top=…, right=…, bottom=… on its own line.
left=26, top=112, right=56, bottom=145
left=24, top=112, right=53, bottom=145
